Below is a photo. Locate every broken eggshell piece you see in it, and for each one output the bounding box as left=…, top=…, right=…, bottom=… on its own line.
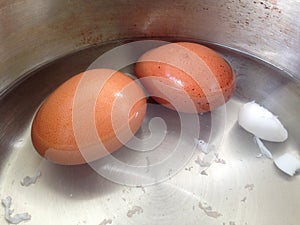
left=253, top=136, right=273, bottom=159
left=1, top=196, right=31, bottom=224
left=238, top=101, right=288, bottom=142
left=274, top=153, right=300, bottom=176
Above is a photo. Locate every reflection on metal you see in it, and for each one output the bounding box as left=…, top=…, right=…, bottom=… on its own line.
left=0, top=0, right=300, bottom=94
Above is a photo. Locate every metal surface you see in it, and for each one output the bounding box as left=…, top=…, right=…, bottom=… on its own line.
left=0, top=0, right=300, bottom=94
left=1, top=41, right=300, bottom=225
left=1, top=0, right=300, bottom=224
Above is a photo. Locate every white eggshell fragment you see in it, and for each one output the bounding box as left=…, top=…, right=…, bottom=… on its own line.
left=238, top=101, right=288, bottom=142
left=274, top=153, right=300, bottom=176
left=254, top=136, right=273, bottom=159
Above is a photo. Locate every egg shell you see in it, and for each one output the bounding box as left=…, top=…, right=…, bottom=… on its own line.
left=31, top=69, right=147, bottom=165
left=238, top=101, right=288, bottom=142
left=135, top=42, right=235, bottom=113
left=274, top=153, right=300, bottom=176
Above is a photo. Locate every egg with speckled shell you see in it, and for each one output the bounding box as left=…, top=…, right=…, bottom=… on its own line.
left=135, top=42, right=235, bottom=113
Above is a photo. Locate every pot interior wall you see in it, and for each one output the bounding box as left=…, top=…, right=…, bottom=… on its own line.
left=0, top=0, right=300, bottom=94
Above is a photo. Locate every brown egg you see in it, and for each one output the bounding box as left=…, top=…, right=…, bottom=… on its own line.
left=31, top=69, right=147, bottom=165
left=135, top=42, right=235, bottom=113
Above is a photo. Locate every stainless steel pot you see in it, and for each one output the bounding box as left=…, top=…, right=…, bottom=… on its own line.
left=1, top=1, right=300, bottom=225
left=1, top=0, right=299, bottom=94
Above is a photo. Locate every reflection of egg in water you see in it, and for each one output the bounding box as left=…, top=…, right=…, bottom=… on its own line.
left=31, top=69, right=147, bottom=165
left=135, top=42, right=236, bottom=113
